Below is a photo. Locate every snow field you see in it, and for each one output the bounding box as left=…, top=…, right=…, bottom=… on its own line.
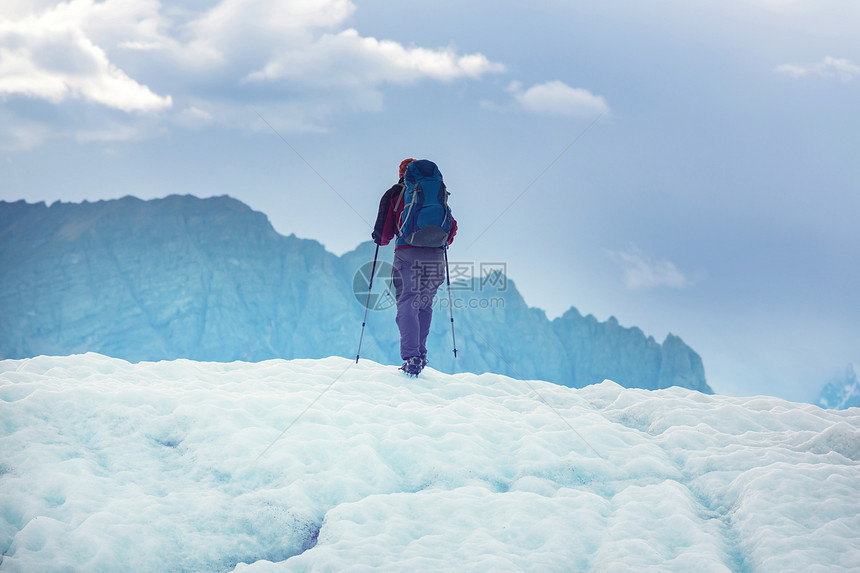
left=1, top=353, right=859, bottom=572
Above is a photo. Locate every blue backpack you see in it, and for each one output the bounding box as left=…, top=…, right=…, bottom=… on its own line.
left=395, top=160, right=453, bottom=248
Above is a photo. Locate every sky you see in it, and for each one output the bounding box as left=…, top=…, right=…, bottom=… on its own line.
left=1, top=0, right=858, bottom=402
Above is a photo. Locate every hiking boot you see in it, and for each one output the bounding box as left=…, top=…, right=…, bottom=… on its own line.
left=400, top=356, right=424, bottom=377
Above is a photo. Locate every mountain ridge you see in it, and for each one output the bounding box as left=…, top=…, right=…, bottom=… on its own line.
left=0, top=194, right=711, bottom=393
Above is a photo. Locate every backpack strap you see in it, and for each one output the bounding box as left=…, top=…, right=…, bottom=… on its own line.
left=392, top=183, right=405, bottom=213
left=393, top=183, right=407, bottom=237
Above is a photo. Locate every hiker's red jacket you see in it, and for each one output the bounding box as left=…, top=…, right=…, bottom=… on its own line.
left=372, top=182, right=457, bottom=249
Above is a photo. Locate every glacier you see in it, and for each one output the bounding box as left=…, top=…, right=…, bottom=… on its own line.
left=817, top=364, right=860, bottom=410
left=1, top=354, right=858, bottom=572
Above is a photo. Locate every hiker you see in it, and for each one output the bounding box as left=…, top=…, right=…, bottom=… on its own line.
left=372, top=158, right=457, bottom=376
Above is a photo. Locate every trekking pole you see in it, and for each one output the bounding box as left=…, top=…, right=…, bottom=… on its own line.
left=355, top=244, right=380, bottom=363
left=443, top=246, right=458, bottom=358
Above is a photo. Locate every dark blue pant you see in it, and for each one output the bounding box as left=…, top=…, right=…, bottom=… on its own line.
left=392, top=247, right=446, bottom=360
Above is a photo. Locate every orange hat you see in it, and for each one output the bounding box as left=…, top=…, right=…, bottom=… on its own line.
left=399, top=158, right=415, bottom=179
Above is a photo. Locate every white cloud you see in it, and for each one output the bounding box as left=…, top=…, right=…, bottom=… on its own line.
left=507, top=80, right=609, bottom=118
left=172, top=105, right=216, bottom=130
left=245, top=28, right=505, bottom=86
left=189, top=0, right=505, bottom=132
left=188, top=0, right=355, bottom=62
left=0, top=0, right=505, bottom=146
left=775, top=56, right=860, bottom=82
left=183, top=106, right=213, bottom=123
left=607, top=245, right=698, bottom=290
left=0, top=4, right=173, bottom=112
left=117, top=41, right=167, bottom=52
